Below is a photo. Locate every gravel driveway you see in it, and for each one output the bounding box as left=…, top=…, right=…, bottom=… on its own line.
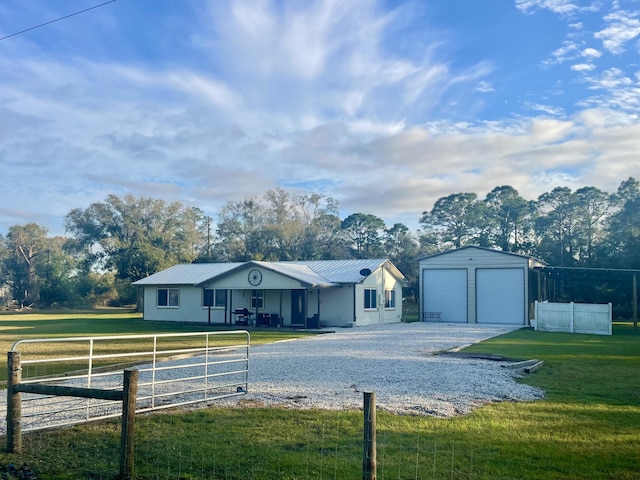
left=0, top=323, right=545, bottom=432
left=218, top=322, right=544, bottom=417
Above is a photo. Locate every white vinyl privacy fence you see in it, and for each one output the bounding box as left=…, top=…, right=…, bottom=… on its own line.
left=534, top=301, right=612, bottom=335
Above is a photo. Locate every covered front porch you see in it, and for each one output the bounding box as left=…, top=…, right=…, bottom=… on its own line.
left=212, top=287, right=322, bottom=329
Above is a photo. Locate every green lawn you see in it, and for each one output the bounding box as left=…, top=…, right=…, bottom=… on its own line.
left=464, top=323, right=640, bottom=405
left=0, top=310, right=314, bottom=385
left=1, top=314, right=639, bottom=479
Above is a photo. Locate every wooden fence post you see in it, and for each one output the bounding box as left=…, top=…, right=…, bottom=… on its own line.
left=120, top=368, right=138, bottom=480
left=6, top=351, right=22, bottom=454
left=363, top=391, right=376, bottom=480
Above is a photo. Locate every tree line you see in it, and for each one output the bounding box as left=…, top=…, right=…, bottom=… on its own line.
left=1, top=178, right=639, bottom=309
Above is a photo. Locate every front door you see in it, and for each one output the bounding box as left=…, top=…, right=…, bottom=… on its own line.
left=291, top=290, right=306, bottom=326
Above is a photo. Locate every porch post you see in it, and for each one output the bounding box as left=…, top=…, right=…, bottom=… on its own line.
left=254, top=288, right=259, bottom=325
left=304, top=289, right=308, bottom=330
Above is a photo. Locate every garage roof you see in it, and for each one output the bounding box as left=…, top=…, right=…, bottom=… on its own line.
left=419, top=245, right=546, bottom=267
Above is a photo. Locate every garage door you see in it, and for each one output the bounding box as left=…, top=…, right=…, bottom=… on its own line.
left=422, top=269, right=467, bottom=323
left=476, top=268, right=524, bottom=324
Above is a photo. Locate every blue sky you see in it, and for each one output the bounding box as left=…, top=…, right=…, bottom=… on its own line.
left=1, top=0, right=640, bottom=235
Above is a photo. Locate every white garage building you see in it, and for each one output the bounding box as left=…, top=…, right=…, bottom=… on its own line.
left=418, top=246, right=545, bottom=325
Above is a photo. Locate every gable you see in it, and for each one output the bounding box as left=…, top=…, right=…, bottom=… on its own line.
left=419, top=246, right=536, bottom=269
left=202, top=262, right=335, bottom=289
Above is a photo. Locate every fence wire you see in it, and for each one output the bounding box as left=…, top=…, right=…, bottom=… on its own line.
left=5, top=408, right=489, bottom=480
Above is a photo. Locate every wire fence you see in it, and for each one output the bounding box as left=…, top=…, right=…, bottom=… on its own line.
left=6, top=403, right=489, bottom=480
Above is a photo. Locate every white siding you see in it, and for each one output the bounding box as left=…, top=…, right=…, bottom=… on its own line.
left=352, top=267, right=404, bottom=326
left=142, top=286, right=228, bottom=323
left=320, top=286, right=355, bottom=327
left=382, top=269, right=403, bottom=324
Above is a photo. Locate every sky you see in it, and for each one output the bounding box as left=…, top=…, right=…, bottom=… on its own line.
left=1, top=0, right=640, bottom=236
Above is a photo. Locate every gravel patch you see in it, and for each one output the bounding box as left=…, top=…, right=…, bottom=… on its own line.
left=217, top=322, right=545, bottom=417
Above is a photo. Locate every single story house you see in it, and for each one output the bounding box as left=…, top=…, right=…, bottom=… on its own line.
left=133, top=259, right=408, bottom=328
left=418, top=246, right=545, bottom=325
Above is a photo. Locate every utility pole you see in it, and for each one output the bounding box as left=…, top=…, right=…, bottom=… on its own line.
left=206, top=216, right=211, bottom=259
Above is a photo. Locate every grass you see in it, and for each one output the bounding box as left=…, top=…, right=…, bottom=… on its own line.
left=0, top=310, right=315, bottom=386
left=464, top=323, right=640, bottom=405
left=1, top=314, right=639, bottom=479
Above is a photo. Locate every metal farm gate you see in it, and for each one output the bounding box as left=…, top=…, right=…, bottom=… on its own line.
left=5, top=331, right=249, bottom=436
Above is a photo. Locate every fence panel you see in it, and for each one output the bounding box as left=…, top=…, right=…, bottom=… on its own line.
left=573, top=303, right=612, bottom=335
left=535, top=302, right=573, bottom=333
left=534, top=301, right=612, bottom=335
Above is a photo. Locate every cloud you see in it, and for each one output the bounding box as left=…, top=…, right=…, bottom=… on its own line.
left=475, top=81, right=495, bottom=93
left=525, top=102, right=566, bottom=116
left=587, top=67, right=633, bottom=89
left=515, top=0, right=600, bottom=16
left=528, top=118, right=574, bottom=144
left=186, top=0, right=486, bottom=133
left=581, top=47, right=602, bottom=58
left=167, top=72, right=243, bottom=111
left=543, top=41, right=579, bottom=66
left=573, top=67, right=640, bottom=114
left=571, top=63, right=596, bottom=71
left=1, top=0, right=640, bottom=236
left=211, top=0, right=362, bottom=79
left=595, top=8, right=640, bottom=54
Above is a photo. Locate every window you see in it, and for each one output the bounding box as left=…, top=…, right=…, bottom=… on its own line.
left=364, top=288, right=377, bottom=310
left=385, top=289, right=396, bottom=309
left=251, top=290, right=264, bottom=309
left=157, top=288, right=179, bottom=307
left=203, top=289, right=227, bottom=308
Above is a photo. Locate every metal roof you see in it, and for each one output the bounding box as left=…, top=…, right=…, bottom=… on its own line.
left=284, top=259, right=397, bottom=284
left=133, top=259, right=406, bottom=287
left=251, top=261, right=335, bottom=287
left=133, top=263, right=243, bottom=285
left=418, top=245, right=546, bottom=266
